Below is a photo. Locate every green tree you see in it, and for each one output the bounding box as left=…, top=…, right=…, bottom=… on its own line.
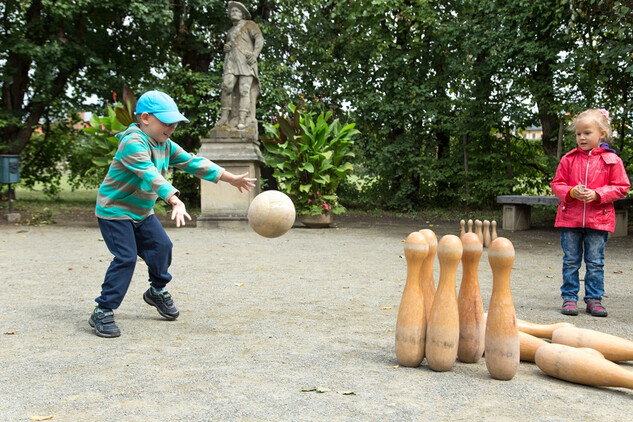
left=0, top=0, right=177, bottom=154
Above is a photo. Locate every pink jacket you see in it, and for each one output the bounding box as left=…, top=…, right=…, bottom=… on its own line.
left=551, top=146, right=630, bottom=232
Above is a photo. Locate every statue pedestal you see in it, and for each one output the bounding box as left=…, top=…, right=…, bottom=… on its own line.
left=197, top=127, right=264, bottom=228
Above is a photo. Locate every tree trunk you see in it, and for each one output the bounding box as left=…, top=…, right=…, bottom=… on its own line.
left=538, top=106, right=560, bottom=157
left=504, top=123, right=513, bottom=179
left=557, top=118, right=564, bottom=160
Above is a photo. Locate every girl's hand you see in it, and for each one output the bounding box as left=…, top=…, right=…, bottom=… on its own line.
left=581, top=189, right=598, bottom=202
left=169, top=196, right=192, bottom=227
left=573, top=184, right=597, bottom=202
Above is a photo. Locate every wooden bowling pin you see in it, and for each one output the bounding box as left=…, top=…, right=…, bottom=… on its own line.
left=395, top=232, right=429, bottom=367
left=467, top=219, right=473, bottom=233
left=519, top=331, right=548, bottom=362
left=418, top=229, right=437, bottom=323
left=491, top=220, right=498, bottom=242
left=457, top=232, right=485, bottom=363
left=483, top=220, right=491, bottom=248
left=459, top=219, right=466, bottom=238
left=485, top=237, right=520, bottom=380
left=474, top=219, right=483, bottom=244
left=535, top=343, right=633, bottom=390
left=426, top=234, right=462, bottom=372
left=517, top=318, right=575, bottom=340
left=551, top=326, right=633, bottom=362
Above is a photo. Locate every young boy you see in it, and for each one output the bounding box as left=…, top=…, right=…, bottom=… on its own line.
left=89, top=90, right=256, bottom=338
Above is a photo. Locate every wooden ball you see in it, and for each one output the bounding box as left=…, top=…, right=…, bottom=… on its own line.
left=247, top=190, right=296, bottom=238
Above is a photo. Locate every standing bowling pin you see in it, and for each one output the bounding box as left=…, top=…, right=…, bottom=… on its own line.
left=426, top=234, right=462, bottom=372
left=459, top=220, right=466, bottom=238
left=535, top=343, right=633, bottom=390
left=485, top=237, right=520, bottom=380
left=474, top=219, right=483, bottom=244
left=551, top=326, right=633, bottom=362
left=419, top=229, right=437, bottom=323
left=457, top=232, right=485, bottom=363
left=483, top=220, right=491, bottom=248
left=395, top=232, right=429, bottom=367
left=467, top=219, right=473, bottom=233
left=517, top=318, right=575, bottom=340
left=491, top=220, right=498, bottom=242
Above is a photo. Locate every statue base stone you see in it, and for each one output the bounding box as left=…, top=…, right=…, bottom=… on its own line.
left=197, top=127, right=263, bottom=228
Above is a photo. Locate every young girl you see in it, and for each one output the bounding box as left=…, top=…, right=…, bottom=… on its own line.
left=551, top=109, right=630, bottom=317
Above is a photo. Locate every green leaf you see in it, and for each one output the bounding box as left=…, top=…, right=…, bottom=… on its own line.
left=115, top=107, right=133, bottom=127
left=300, top=162, right=315, bottom=172
left=92, top=157, right=111, bottom=167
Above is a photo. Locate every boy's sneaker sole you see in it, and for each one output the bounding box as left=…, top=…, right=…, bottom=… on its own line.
left=143, top=288, right=179, bottom=320
left=88, top=310, right=121, bottom=338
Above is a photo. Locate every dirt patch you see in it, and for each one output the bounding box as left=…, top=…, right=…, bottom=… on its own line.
left=1, top=217, right=632, bottom=420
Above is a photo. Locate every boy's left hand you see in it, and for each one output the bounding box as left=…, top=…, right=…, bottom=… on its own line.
left=169, top=196, right=192, bottom=227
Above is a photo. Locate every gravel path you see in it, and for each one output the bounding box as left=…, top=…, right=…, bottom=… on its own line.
left=1, top=216, right=632, bottom=421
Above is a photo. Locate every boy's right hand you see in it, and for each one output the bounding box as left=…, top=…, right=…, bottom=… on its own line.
left=221, top=171, right=256, bottom=193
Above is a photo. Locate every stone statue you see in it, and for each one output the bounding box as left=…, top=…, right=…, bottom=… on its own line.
left=216, top=1, right=264, bottom=131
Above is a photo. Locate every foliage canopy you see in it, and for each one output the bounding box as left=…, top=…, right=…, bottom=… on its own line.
left=2, top=0, right=632, bottom=210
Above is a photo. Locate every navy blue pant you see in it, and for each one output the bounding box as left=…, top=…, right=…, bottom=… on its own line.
left=96, top=215, right=173, bottom=310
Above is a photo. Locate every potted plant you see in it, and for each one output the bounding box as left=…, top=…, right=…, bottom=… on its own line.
left=260, top=103, right=359, bottom=227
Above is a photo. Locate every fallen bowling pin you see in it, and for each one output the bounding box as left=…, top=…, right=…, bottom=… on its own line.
left=535, top=343, right=633, bottom=390
left=519, top=331, right=548, bottom=362
left=485, top=237, right=519, bottom=380
left=418, top=229, right=437, bottom=323
left=395, top=232, right=429, bottom=367
left=517, top=318, right=575, bottom=340
left=551, top=326, right=633, bottom=362
left=457, top=232, right=485, bottom=363
left=425, top=234, right=462, bottom=372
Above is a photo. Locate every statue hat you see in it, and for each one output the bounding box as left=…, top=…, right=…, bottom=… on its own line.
left=228, top=1, right=251, bottom=20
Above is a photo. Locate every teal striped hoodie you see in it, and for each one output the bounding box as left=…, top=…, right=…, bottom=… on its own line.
left=96, top=124, right=224, bottom=221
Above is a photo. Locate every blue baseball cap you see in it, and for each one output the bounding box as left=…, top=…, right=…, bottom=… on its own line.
left=135, top=90, right=190, bottom=124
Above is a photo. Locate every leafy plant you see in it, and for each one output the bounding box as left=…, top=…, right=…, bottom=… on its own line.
left=261, top=103, right=359, bottom=215
left=82, top=88, right=136, bottom=167
left=67, top=87, right=137, bottom=190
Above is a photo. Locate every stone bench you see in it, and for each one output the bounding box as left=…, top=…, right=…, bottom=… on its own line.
left=497, top=195, right=633, bottom=237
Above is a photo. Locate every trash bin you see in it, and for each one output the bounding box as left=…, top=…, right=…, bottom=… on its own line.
left=0, top=154, right=20, bottom=184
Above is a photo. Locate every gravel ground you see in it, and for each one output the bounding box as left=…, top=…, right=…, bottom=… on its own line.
left=1, top=215, right=633, bottom=421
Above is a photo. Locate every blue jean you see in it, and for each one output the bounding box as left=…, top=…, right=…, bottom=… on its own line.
left=96, top=215, right=173, bottom=310
left=560, top=227, right=608, bottom=302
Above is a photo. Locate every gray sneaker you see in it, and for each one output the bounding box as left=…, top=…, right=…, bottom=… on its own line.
left=88, top=308, right=121, bottom=338
left=143, top=288, right=179, bottom=320
left=585, top=299, right=608, bottom=317
left=561, top=300, right=578, bottom=316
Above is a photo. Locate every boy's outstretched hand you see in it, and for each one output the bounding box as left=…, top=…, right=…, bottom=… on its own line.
left=169, top=195, right=192, bottom=228
left=221, top=171, right=257, bottom=193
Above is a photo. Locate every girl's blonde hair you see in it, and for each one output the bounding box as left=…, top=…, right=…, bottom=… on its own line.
left=570, top=108, right=612, bottom=143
